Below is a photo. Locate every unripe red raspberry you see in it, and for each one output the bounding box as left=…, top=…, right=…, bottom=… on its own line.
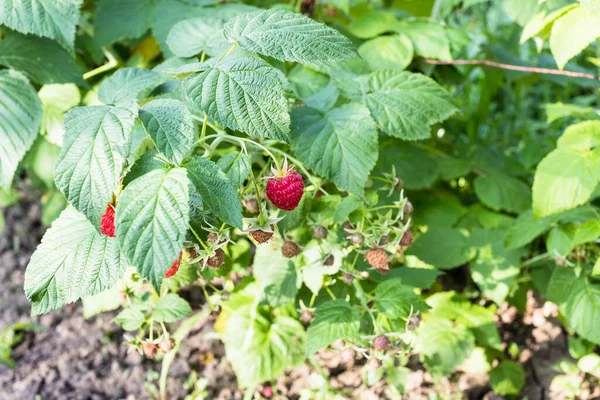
left=349, top=233, right=364, bottom=245
left=342, top=272, right=354, bottom=285
left=100, top=204, right=116, bottom=237
left=165, top=252, right=182, bottom=278
left=394, top=176, right=403, bottom=190
left=207, top=232, right=218, bottom=244
left=142, top=342, right=159, bottom=358
left=206, top=248, right=225, bottom=269
left=301, top=309, right=313, bottom=326
left=379, top=234, right=389, bottom=246
left=313, top=225, right=328, bottom=239
left=244, top=198, right=259, bottom=214
left=281, top=240, right=300, bottom=258
left=373, top=335, right=389, bottom=350
left=365, top=248, right=388, bottom=269
left=400, top=231, right=413, bottom=247
left=266, top=163, right=304, bottom=211
left=250, top=225, right=275, bottom=244
left=159, top=338, right=175, bottom=353
left=403, top=201, right=413, bottom=215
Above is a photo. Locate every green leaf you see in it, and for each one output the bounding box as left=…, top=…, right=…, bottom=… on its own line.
left=393, top=21, right=452, bottom=61
left=378, top=268, right=442, bottom=289
left=0, top=70, right=42, bottom=189
left=139, top=99, right=196, bottom=165
left=98, top=68, right=164, bottom=105
left=166, top=17, right=229, bottom=57
left=306, top=300, right=361, bottom=356
left=153, top=294, right=192, bottom=323
left=0, top=0, right=81, bottom=51
left=406, top=227, right=474, bottom=269
left=503, top=0, right=540, bottom=26
left=224, top=9, right=358, bottom=65
left=253, top=241, right=298, bottom=307
left=0, top=33, right=84, bottom=85
left=427, top=291, right=502, bottom=350
left=115, top=307, right=145, bottom=331
left=469, top=229, right=524, bottom=305
left=557, top=120, right=600, bottom=150
left=573, top=218, right=600, bottom=247
left=216, top=151, right=251, bottom=188
left=375, top=141, right=439, bottom=190
left=183, top=52, right=290, bottom=141
left=38, top=84, right=81, bottom=146
left=413, top=193, right=467, bottom=228
left=547, top=267, right=600, bottom=344
left=489, top=361, right=525, bottom=396
left=363, top=70, right=458, bottom=140
left=54, top=105, right=136, bottom=226
left=533, top=148, right=599, bottom=218
left=375, top=279, right=430, bottom=320
left=550, top=6, right=600, bottom=69
left=545, top=102, right=598, bottom=124
left=116, top=168, right=190, bottom=290
left=82, top=286, right=123, bottom=319
left=414, top=316, right=475, bottom=377
left=94, top=0, right=158, bottom=45
left=184, top=156, right=243, bottom=229
left=358, top=35, right=414, bottom=71
left=578, top=353, right=600, bottom=373
left=521, top=4, right=578, bottom=43
left=346, top=10, right=399, bottom=39
left=152, top=1, right=257, bottom=55
left=504, top=209, right=553, bottom=249
left=474, top=173, right=531, bottom=213
left=546, top=225, right=575, bottom=256
left=24, top=206, right=127, bottom=316
left=222, top=296, right=305, bottom=388
left=291, top=103, right=378, bottom=196
left=333, top=195, right=362, bottom=224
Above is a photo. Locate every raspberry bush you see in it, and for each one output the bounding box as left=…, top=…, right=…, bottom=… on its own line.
left=1, top=0, right=600, bottom=397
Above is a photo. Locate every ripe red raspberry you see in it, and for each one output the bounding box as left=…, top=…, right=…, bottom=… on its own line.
left=373, top=335, right=390, bottom=350
left=262, top=386, right=274, bottom=398
left=100, top=204, right=116, bottom=237
left=250, top=225, right=275, bottom=244
left=281, top=240, right=300, bottom=258
left=165, top=252, right=182, bottom=278
left=266, top=163, right=304, bottom=211
left=365, top=248, right=388, bottom=269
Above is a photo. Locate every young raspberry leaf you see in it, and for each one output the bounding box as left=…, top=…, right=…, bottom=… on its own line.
left=116, top=168, right=190, bottom=290
left=152, top=293, right=192, bottom=323
left=184, top=156, right=243, bottom=230
left=139, top=99, right=196, bottom=165
left=24, top=206, right=127, bottom=316
left=306, top=300, right=361, bottom=356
